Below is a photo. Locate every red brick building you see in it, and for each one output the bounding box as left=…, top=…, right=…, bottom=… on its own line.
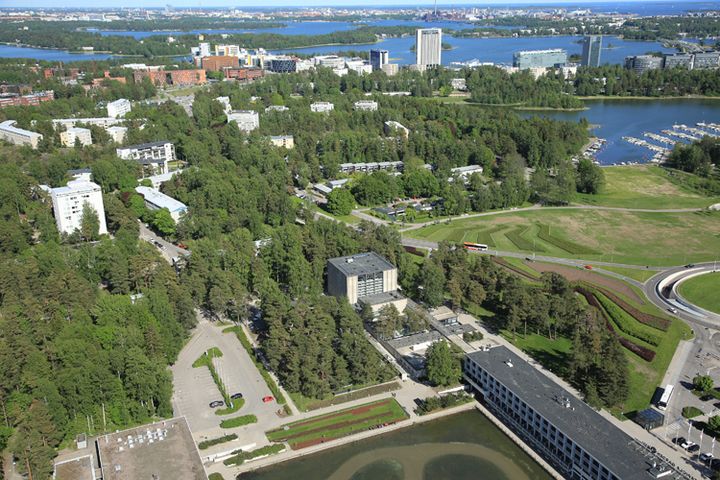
left=224, top=68, right=264, bottom=82
left=133, top=69, right=207, bottom=86
left=91, top=71, right=127, bottom=87
left=202, top=56, right=240, bottom=72
left=0, top=90, right=54, bottom=108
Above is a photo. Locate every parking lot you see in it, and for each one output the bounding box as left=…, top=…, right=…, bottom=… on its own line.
left=171, top=314, right=284, bottom=443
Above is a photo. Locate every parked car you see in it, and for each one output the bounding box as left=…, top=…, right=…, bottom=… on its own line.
left=584, top=265, right=593, bottom=270
left=262, top=396, right=274, bottom=403
left=667, top=307, right=679, bottom=314
left=681, top=439, right=695, bottom=449
left=700, top=452, right=713, bottom=462
left=209, top=400, right=224, bottom=408
left=710, top=458, right=720, bottom=470
left=674, top=436, right=686, bottom=446
left=230, top=393, right=243, bottom=400
left=688, top=444, right=700, bottom=453
left=153, top=240, right=164, bottom=249
left=700, top=394, right=714, bottom=401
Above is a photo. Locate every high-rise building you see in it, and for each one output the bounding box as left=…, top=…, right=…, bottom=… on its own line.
left=50, top=180, right=108, bottom=236
left=513, top=49, right=567, bottom=70
left=581, top=35, right=602, bottom=67
left=415, top=28, right=442, bottom=68
left=326, top=252, right=399, bottom=305
left=370, top=49, right=389, bottom=70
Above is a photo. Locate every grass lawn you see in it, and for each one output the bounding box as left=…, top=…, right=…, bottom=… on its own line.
left=408, top=208, right=720, bottom=267
left=678, top=272, right=720, bottom=314
left=597, top=266, right=659, bottom=283
left=574, top=165, right=720, bottom=210
left=501, top=331, right=573, bottom=378
left=266, top=398, right=408, bottom=449
left=290, top=382, right=402, bottom=412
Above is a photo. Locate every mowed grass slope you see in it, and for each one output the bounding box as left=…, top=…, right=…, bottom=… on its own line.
left=266, top=398, right=408, bottom=449
left=678, top=272, right=720, bottom=314
left=575, top=165, right=720, bottom=209
left=409, top=209, right=720, bottom=266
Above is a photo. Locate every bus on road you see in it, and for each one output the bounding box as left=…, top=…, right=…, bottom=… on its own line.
left=463, top=242, right=488, bottom=252
left=657, top=384, right=674, bottom=410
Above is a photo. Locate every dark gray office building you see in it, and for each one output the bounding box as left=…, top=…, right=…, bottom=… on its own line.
left=624, top=55, right=664, bottom=74
left=464, top=346, right=686, bottom=480
left=581, top=35, right=602, bottom=67
left=370, top=49, right=389, bottom=71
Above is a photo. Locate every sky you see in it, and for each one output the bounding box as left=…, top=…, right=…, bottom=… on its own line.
left=0, top=0, right=690, bottom=8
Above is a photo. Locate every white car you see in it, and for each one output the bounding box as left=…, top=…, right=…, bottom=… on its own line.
left=681, top=439, right=695, bottom=449
left=700, top=452, right=713, bottom=462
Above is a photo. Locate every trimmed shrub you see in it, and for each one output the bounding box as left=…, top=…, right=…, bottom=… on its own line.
left=198, top=434, right=238, bottom=450
left=595, top=293, right=662, bottom=346
left=220, top=414, right=258, bottom=429
left=223, top=444, right=285, bottom=466
left=682, top=406, right=703, bottom=419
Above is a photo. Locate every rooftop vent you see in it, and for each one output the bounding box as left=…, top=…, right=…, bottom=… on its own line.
left=346, top=258, right=354, bottom=263
left=505, top=359, right=513, bottom=368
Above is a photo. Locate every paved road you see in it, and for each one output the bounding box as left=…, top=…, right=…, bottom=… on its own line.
left=139, top=222, right=188, bottom=263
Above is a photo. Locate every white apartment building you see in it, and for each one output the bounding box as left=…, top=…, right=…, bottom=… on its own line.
left=116, top=141, right=175, bottom=176
left=52, top=117, right=122, bottom=130
left=315, top=55, right=346, bottom=69
left=416, top=28, right=442, bottom=68
left=60, top=127, right=93, bottom=147
left=227, top=110, right=259, bottom=132
left=107, top=98, right=132, bottom=118
left=50, top=180, right=108, bottom=236
left=0, top=120, right=43, bottom=149
left=215, top=44, right=244, bottom=57
left=310, top=102, right=334, bottom=113
left=269, top=135, right=294, bottom=149
left=106, top=126, right=127, bottom=144
left=353, top=100, right=378, bottom=112
left=135, top=186, right=187, bottom=222
left=345, top=59, right=373, bottom=75
left=265, top=105, right=289, bottom=113
left=381, top=63, right=399, bottom=76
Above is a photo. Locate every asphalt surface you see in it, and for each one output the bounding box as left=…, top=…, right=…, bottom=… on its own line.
left=139, top=222, right=188, bottom=263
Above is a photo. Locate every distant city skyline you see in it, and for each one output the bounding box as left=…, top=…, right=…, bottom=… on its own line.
left=2, top=0, right=696, bottom=8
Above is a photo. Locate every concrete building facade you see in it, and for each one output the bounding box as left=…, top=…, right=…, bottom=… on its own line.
left=416, top=28, right=442, bottom=68
left=269, top=135, right=294, bottom=149
left=107, top=98, right=131, bottom=118
left=327, top=252, right=399, bottom=305
left=354, top=100, right=378, bottom=111
left=227, top=110, right=260, bottom=132
left=581, top=35, right=602, bottom=67
left=50, top=180, right=108, bottom=236
left=60, top=127, right=92, bottom=147
left=134, top=186, right=187, bottom=222
left=0, top=120, right=43, bottom=149
left=370, top=49, right=389, bottom=70
left=106, top=126, right=127, bottom=144
left=117, top=141, right=175, bottom=176
left=513, top=49, right=567, bottom=69
left=310, top=101, right=334, bottom=113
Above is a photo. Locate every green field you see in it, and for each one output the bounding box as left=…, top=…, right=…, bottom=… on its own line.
left=574, top=165, right=720, bottom=209
left=678, top=272, right=720, bottom=314
left=266, top=398, right=408, bottom=449
left=597, top=266, right=659, bottom=283
left=408, top=209, right=720, bottom=266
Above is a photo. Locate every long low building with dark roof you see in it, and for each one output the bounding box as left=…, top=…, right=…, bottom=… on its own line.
left=463, top=345, right=687, bottom=480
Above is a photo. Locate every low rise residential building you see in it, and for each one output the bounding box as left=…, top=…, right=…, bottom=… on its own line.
left=310, top=101, right=334, bottom=113
left=339, top=161, right=403, bottom=174
left=107, top=98, right=131, bottom=118
left=464, top=345, right=683, bottom=480
left=0, top=120, right=43, bottom=149
left=269, top=135, right=294, bottom=149
left=135, top=186, right=187, bottom=222
left=117, top=141, right=175, bottom=176
left=106, top=126, right=127, bottom=144
left=50, top=179, right=107, bottom=236
left=51, top=117, right=122, bottom=130
left=228, top=110, right=260, bottom=132
left=354, top=100, right=378, bottom=111
left=0, top=90, right=54, bottom=108
left=450, top=165, right=484, bottom=182
left=60, top=127, right=92, bottom=147
left=265, top=105, right=289, bottom=113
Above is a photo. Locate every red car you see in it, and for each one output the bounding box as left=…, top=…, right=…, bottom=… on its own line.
left=262, top=396, right=274, bottom=403
left=584, top=265, right=593, bottom=270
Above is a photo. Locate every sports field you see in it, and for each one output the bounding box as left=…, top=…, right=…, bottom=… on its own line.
left=678, top=272, right=720, bottom=314
left=266, top=398, right=408, bottom=450
left=408, top=209, right=720, bottom=266
left=574, top=165, right=720, bottom=209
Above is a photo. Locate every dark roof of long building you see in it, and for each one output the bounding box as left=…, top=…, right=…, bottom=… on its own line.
left=327, top=252, right=395, bottom=277
left=120, top=140, right=171, bottom=150
left=466, top=346, right=680, bottom=480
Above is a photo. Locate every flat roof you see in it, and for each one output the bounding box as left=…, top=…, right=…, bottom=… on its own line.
left=359, top=290, right=405, bottom=305
left=51, top=180, right=100, bottom=195
left=387, top=330, right=442, bottom=350
left=97, top=417, right=206, bottom=480
left=327, top=252, right=396, bottom=277
left=515, top=48, right=566, bottom=55
left=119, top=141, right=171, bottom=150
left=0, top=120, right=42, bottom=138
left=135, top=186, right=187, bottom=213
left=466, top=346, right=679, bottom=480
left=54, top=455, right=95, bottom=480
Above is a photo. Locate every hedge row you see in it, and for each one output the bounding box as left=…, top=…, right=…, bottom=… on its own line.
left=208, top=474, right=224, bottom=480
left=536, top=223, right=598, bottom=255
left=223, top=444, right=286, bottom=466
left=475, top=225, right=508, bottom=248
left=220, top=414, right=258, bottom=429
left=490, top=257, right=539, bottom=282
left=595, top=292, right=663, bottom=347
left=579, top=282, right=669, bottom=331
left=505, top=226, right=544, bottom=252
left=575, top=287, right=656, bottom=362
left=198, top=433, right=238, bottom=450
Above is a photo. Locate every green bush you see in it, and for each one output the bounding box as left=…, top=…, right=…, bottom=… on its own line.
left=463, top=331, right=484, bottom=342
left=223, top=444, right=285, bottom=466
left=595, top=292, right=662, bottom=346
left=198, top=433, right=238, bottom=450
left=505, top=226, right=544, bottom=252
left=536, top=223, right=598, bottom=255
left=220, top=414, right=258, bottom=429
left=208, top=473, right=224, bottom=480
left=414, top=393, right=473, bottom=416
left=682, top=406, right=703, bottom=419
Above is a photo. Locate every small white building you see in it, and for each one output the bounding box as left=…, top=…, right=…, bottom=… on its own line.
left=381, top=64, right=399, bottom=76
left=60, top=127, right=92, bottom=147
left=450, top=165, right=484, bottom=183
left=106, top=126, right=127, bottom=144
left=0, top=120, right=43, bottom=149
left=52, top=117, right=122, bottom=130
left=353, top=100, right=378, bottom=112
left=228, top=110, right=259, bottom=133
left=135, top=186, right=187, bottom=222
left=310, top=102, right=334, bottom=113
left=50, top=180, right=108, bottom=236
left=451, top=78, right=467, bottom=91
left=269, top=135, right=294, bottom=149
left=346, top=59, right=373, bottom=75
left=107, top=98, right=132, bottom=118
left=265, top=105, right=289, bottom=113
